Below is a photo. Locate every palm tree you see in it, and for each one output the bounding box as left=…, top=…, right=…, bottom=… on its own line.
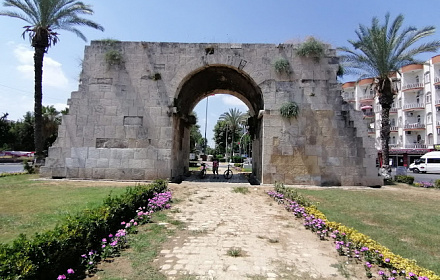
left=0, top=0, right=104, bottom=163
left=339, top=13, right=440, bottom=178
left=219, top=108, right=247, bottom=160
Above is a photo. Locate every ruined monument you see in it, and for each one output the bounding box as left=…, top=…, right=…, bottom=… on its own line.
left=40, top=41, right=382, bottom=186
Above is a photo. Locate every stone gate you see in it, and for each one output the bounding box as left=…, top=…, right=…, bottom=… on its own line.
left=40, top=41, right=382, bottom=186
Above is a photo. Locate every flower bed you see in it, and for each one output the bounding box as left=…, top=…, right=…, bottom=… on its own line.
left=0, top=179, right=169, bottom=280
left=267, top=182, right=439, bottom=280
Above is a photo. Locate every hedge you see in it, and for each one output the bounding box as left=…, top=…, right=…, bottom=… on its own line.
left=0, top=179, right=168, bottom=280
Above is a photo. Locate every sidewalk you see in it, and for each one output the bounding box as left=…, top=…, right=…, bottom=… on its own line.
left=154, top=182, right=365, bottom=279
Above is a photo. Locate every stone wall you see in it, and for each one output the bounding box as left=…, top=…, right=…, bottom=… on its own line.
left=40, top=41, right=382, bottom=186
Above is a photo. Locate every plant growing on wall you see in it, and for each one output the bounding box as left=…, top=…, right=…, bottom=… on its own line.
left=296, top=37, right=325, bottom=60
left=105, top=49, right=123, bottom=66
left=280, top=101, right=299, bottom=121
left=274, top=58, right=291, bottom=74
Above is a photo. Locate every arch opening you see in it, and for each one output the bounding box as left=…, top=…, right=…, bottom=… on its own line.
left=171, top=65, right=264, bottom=183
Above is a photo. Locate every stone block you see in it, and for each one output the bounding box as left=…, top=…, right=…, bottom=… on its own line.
left=97, top=158, right=109, bottom=168
left=109, top=158, right=121, bottom=168
left=48, top=147, right=62, bottom=158
left=99, top=148, right=111, bottom=158
left=92, top=168, right=106, bottom=179
left=39, top=167, right=52, bottom=178
left=85, top=158, right=97, bottom=168
left=52, top=167, right=67, bottom=178
left=121, top=149, right=135, bottom=159
left=66, top=168, right=79, bottom=178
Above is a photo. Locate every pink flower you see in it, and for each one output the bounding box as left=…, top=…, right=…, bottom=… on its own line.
left=67, top=268, right=74, bottom=274
left=57, top=275, right=66, bottom=280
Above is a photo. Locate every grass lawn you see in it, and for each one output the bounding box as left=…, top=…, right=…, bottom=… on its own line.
left=0, top=174, right=136, bottom=244
left=292, top=184, right=440, bottom=275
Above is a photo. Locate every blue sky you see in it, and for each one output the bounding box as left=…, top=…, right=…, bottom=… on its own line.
left=1, top=0, right=440, bottom=147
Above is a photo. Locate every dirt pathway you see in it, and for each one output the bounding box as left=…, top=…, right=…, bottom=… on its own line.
left=154, top=182, right=366, bottom=280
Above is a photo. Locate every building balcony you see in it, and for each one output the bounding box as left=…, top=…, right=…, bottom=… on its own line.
left=367, top=128, right=375, bottom=134
left=402, top=103, right=425, bottom=111
left=435, top=76, right=440, bottom=85
left=402, top=82, right=424, bottom=91
left=359, top=94, right=375, bottom=102
left=437, top=121, right=440, bottom=128
left=390, top=126, right=399, bottom=132
left=389, top=143, right=400, bottom=149
left=405, top=144, right=427, bottom=149
left=363, top=112, right=375, bottom=118
left=389, top=107, right=399, bottom=114
left=404, top=123, right=425, bottom=130
left=435, top=100, right=440, bottom=107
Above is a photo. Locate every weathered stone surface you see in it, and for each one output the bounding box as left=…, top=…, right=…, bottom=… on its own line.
left=41, top=41, right=382, bottom=186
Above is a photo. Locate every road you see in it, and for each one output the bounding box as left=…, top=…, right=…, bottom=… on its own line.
left=0, top=164, right=24, bottom=174
left=392, top=168, right=440, bottom=183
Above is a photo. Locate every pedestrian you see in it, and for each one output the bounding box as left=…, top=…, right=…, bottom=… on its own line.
left=212, top=156, right=219, bottom=178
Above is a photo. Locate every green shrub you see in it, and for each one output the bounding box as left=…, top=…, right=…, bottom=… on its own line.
left=434, top=179, right=440, bottom=188
left=280, top=101, right=300, bottom=119
left=296, top=37, right=325, bottom=59
left=232, top=156, right=243, bottom=163
left=394, top=175, right=415, bottom=184
left=105, top=49, right=123, bottom=66
left=22, top=159, right=34, bottom=174
left=0, top=179, right=168, bottom=280
left=274, top=58, right=291, bottom=74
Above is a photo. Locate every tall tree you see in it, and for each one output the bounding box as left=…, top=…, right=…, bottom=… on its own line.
left=219, top=108, right=247, bottom=160
left=0, top=113, right=13, bottom=150
left=42, top=105, right=61, bottom=151
left=189, top=112, right=203, bottom=153
left=339, top=13, right=440, bottom=178
left=0, top=0, right=104, bottom=163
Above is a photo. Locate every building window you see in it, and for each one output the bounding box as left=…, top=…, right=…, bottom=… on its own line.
left=427, top=112, right=433, bottom=124
left=428, top=133, right=433, bottom=145
left=416, top=75, right=419, bottom=83
left=417, top=115, right=421, bottom=123
left=426, top=92, right=432, bottom=104
left=425, top=71, right=431, bottom=84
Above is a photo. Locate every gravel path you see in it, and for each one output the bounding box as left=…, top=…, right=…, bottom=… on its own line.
left=155, top=182, right=365, bottom=280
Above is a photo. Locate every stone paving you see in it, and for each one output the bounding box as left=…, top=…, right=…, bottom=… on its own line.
left=154, top=182, right=364, bottom=280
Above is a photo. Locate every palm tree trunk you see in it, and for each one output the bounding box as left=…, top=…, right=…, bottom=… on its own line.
left=379, top=78, right=394, bottom=178
left=380, top=108, right=391, bottom=172
left=34, top=46, right=45, bottom=164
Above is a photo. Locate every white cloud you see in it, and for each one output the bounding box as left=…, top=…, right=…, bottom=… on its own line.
left=221, top=95, right=247, bottom=109
left=13, top=44, right=69, bottom=89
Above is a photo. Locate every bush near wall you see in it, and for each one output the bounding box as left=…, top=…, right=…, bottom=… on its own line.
left=394, top=175, right=415, bottom=185
left=0, top=180, right=168, bottom=280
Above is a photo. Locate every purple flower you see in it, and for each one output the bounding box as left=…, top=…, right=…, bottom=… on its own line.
left=102, top=238, right=107, bottom=243
left=385, top=258, right=390, bottom=263
left=67, top=268, right=74, bottom=274
left=378, top=271, right=385, bottom=275
left=81, top=254, right=87, bottom=258
left=57, top=275, right=66, bottom=280
left=365, top=262, right=372, bottom=268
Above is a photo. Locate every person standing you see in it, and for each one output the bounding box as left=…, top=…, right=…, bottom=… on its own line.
left=212, top=156, right=219, bottom=178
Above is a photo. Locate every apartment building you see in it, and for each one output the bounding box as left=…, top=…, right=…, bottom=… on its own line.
left=342, top=54, right=440, bottom=168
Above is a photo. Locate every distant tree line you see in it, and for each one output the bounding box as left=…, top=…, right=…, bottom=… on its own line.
left=0, top=106, right=67, bottom=153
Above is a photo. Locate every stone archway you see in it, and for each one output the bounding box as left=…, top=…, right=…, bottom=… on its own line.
left=40, top=41, right=383, bottom=186
left=171, top=65, right=264, bottom=182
